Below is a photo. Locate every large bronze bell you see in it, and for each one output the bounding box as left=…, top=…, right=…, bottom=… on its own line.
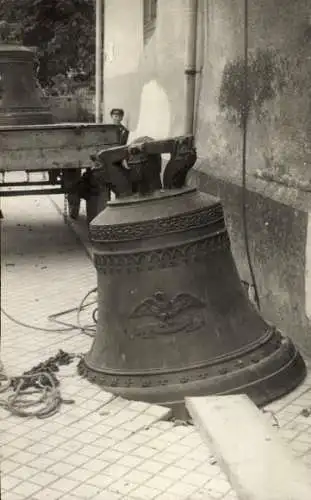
left=0, top=22, right=52, bottom=125
left=78, top=136, right=306, bottom=408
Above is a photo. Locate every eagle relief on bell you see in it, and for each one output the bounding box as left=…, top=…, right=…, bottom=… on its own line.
left=128, top=291, right=206, bottom=339
left=78, top=134, right=306, bottom=409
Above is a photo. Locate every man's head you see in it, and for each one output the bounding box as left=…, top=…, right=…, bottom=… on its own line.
left=110, top=108, right=124, bottom=125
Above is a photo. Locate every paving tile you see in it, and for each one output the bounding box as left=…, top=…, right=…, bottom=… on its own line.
left=51, top=477, right=80, bottom=493
left=147, top=474, right=175, bottom=491
left=11, top=465, right=38, bottom=481
left=2, top=493, right=26, bottom=500
left=179, top=433, right=206, bottom=448
left=0, top=421, right=24, bottom=433
left=75, top=431, right=100, bottom=444
left=92, top=436, right=117, bottom=449
left=11, top=480, right=42, bottom=497
left=166, top=480, right=199, bottom=496
left=87, top=423, right=114, bottom=436
left=71, top=483, right=102, bottom=498
left=289, top=439, right=311, bottom=454
left=166, top=442, right=191, bottom=457
left=108, top=412, right=144, bottom=429
left=30, top=456, right=57, bottom=470
left=131, top=445, right=158, bottom=459
left=77, top=413, right=104, bottom=426
left=205, top=477, right=232, bottom=494
left=282, top=420, right=310, bottom=432
left=139, top=425, right=164, bottom=438
left=108, top=427, right=133, bottom=441
left=137, top=458, right=165, bottom=474
left=1, top=475, right=23, bottom=491
left=44, top=447, right=72, bottom=462
left=160, top=464, right=188, bottom=481
left=28, top=421, right=63, bottom=434
left=154, top=452, right=180, bottom=465
left=59, top=496, right=86, bottom=500
left=154, top=494, right=181, bottom=500
left=98, top=449, right=124, bottom=463
left=2, top=446, right=22, bottom=459
left=77, top=444, right=103, bottom=458
left=58, top=439, right=85, bottom=453
left=147, top=438, right=170, bottom=451
left=145, top=404, right=172, bottom=419
left=29, top=471, right=59, bottom=487
left=63, top=452, right=92, bottom=467
left=41, top=434, right=68, bottom=448
left=49, top=461, right=76, bottom=476
left=65, top=467, right=95, bottom=483
left=116, top=454, right=144, bottom=469
left=187, top=446, right=211, bottom=462
left=108, top=477, right=139, bottom=495
left=158, top=431, right=182, bottom=444
left=168, top=424, right=194, bottom=437
left=92, top=493, right=122, bottom=500
left=130, top=484, right=161, bottom=499
left=86, top=473, right=115, bottom=488
left=174, top=457, right=201, bottom=471
left=2, top=434, right=30, bottom=448
left=126, top=432, right=151, bottom=445
left=195, top=462, right=223, bottom=477
left=9, top=450, right=37, bottom=465
left=127, top=401, right=152, bottom=413
left=182, top=470, right=210, bottom=487
left=32, top=488, right=64, bottom=500
left=81, top=458, right=110, bottom=472
left=104, top=462, right=131, bottom=478
left=1, top=459, right=20, bottom=474
left=56, top=426, right=85, bottom=439
left=123, top=468, right=153, bottom=485
left=222, top=492, right=239, bottom=499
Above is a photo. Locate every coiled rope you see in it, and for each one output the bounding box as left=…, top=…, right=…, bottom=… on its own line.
left=0, top=287, right=98, bottom=418
left=0, top=350, right=80, bottom=419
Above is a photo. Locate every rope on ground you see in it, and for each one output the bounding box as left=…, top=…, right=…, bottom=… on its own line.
left=1, top=287, right=98, bottom=336
left=1, top=288, right=100, bottom=418
left=0, top=350, right=79, bottom=419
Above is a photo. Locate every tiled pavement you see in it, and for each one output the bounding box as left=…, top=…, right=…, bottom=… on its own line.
left=1, top=193, right=311, bottom=500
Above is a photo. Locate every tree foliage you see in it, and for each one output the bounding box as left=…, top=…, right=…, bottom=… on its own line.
left=0, top=0, right=95, bottom=90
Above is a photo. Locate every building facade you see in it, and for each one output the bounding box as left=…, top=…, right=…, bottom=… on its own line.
left=101, top=0, right=311, bottom=357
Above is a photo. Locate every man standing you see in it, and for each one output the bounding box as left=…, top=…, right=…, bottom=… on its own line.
left=110, top=108, right=129, bottom=145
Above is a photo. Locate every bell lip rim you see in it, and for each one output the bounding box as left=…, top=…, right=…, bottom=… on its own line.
left=106, top=186, right=197, bottom=207
left=78, top=349, right=307, bottom=410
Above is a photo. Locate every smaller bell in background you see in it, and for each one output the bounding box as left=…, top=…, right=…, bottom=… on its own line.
left=0, top=21, right=52, bottom=125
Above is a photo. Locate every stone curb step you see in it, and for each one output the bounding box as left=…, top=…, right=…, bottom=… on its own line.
left=186, top=394, right=311, bottom=500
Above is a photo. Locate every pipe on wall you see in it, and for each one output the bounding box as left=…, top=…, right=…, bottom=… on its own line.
left=184, top=0, right=199, bottom=135
left=95, top=0, right=103, bottom=123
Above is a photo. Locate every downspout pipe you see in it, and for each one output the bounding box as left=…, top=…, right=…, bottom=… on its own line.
left=184, top=0, right=198, bottom=135
left=95, top=0, right=103, bottom=123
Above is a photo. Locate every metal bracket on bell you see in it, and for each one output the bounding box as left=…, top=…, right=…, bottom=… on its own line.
left=91, top=135, right=197, bottom=198
left=163, top=136, right=197, bottom=189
